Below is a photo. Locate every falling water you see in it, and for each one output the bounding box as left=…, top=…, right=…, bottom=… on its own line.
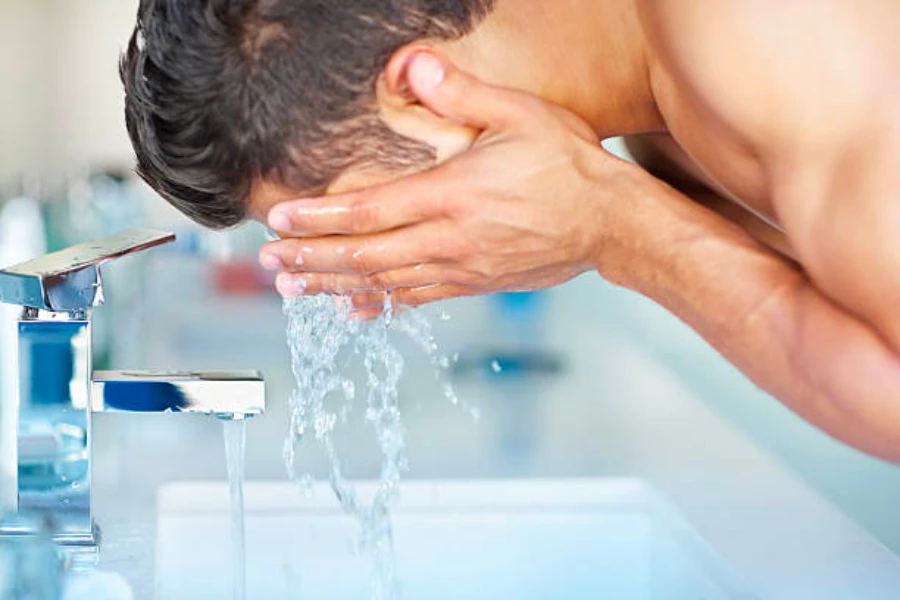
left=283, top=294, right=469, bottom=599
left=223, top=418, right=247, bottom=600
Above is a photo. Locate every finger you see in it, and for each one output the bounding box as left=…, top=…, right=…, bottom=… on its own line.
left=349, top=306, right=386, bottom=322
left=405, top=53, right=529, bottom=131
left=346, top=293, right=409, bottom=322
left=391, top=284, right=479, bottom=308
left=349, top=291, right=386, bottom=310
left=273, top=264, right=457, bottom=296
left=350, top=300, right=410, bottom=321
left=263, top=57, right=533, bottom=240
left=274, top=279, right=389, bottom=323
left=267, top=181, right=446, bottom=237
left=260, top=226, right=451, bottom=275
left=343, top=291, right=384, bottom=322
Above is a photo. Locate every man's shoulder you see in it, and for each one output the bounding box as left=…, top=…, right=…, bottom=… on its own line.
left=644, top=0, right=900, bottom=166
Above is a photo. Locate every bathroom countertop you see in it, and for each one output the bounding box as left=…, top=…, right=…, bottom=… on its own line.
left=88, top=274, right=900, bottom=598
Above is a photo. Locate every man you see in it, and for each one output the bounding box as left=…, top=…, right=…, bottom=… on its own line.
left=122, top=0, right=900, bottom=463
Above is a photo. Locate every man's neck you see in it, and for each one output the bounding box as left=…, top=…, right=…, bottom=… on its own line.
left=451, top=0, right=664, bottom=137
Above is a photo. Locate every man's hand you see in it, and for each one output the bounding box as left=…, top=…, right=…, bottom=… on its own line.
left=258, top=54, right=635, bottom=311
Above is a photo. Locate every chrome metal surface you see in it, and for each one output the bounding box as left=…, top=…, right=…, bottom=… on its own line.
left=0, top=230, right=174, bottom=312
left=10, top=317, right=94, bottom=545
left=0, top=232, right=166, bottom=548
left=92, top=371, right=265, bottom=420
left=0, top=229, right=266, bottom=550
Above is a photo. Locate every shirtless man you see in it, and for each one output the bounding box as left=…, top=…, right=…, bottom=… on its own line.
left=122, top=1, right=900, bottom=462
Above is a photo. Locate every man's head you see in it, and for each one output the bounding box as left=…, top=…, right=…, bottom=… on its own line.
left=123, top=0, right=659, bottom=228
left=121, top=0, right=495, bottom=229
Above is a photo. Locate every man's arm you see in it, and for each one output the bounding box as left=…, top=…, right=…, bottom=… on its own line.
left=603, top=164, right=900, bottom=463
left=624, top=134, right=797, bottom=260
left=640, top=0, right=900, bottom=346
left=260, top=53, right=900, bottom=462
left=634, top=0, right=900, bottom=459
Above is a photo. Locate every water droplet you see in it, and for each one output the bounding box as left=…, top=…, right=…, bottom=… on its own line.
left=299, top=474, right=314, bottom=498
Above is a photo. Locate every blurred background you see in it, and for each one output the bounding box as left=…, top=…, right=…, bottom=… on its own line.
left=2, top=2, right=900, bottom=596
left=0, top=1, right=137, bottom=183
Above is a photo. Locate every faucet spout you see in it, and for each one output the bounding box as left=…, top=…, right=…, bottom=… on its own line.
left=91, top=371, right=265, bottom=420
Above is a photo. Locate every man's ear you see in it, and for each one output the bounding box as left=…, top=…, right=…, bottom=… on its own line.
left=376, top=45, right=480, bottom=162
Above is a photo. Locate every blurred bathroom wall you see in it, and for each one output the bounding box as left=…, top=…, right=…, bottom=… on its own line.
left=0, top=1, right=51, bottom=182
left=0, top=0, right=140, bottom=182
left=45, top=0, right=141, bottom=174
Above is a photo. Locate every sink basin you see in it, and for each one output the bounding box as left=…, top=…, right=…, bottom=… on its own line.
left=156, top=479, right=754, bottom=599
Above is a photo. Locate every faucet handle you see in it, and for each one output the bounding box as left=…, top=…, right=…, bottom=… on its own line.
left=0, top=229, right=175, bottom=313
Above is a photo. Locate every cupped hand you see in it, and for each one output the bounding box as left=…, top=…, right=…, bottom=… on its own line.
left=259, top=54, right=635, bottom=311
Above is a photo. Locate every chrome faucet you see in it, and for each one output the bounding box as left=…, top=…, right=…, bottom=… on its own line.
left=0, top=230, right=265, bottom=548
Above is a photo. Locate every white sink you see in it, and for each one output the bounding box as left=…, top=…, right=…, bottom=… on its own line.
left=156, top=479, right=754, bottom=599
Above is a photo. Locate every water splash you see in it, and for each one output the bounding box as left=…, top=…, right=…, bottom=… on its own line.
left=283, top=295, right=463, bottom=599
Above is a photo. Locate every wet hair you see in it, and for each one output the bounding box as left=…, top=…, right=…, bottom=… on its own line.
left=121, top=0, right=495, bottom=229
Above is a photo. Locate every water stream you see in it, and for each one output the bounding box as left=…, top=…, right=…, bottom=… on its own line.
left=223, top=418, right=247, bottom=600
left=283, top=295, right=470, bottom=599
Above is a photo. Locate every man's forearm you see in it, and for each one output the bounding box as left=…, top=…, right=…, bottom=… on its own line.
left=682, top=188, right=797, bottom=261
left=624, top=134, right=796, bottom=260
left=601, top=166, right=900, bottom=462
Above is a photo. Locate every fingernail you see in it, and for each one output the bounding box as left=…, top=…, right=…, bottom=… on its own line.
left=268, top=210, right=292, bottom=232
left=276, top=273, right=305, bottom=297
left=408, top=54, right=445, bottom=93
left=259, top=253, right=282, bottom=271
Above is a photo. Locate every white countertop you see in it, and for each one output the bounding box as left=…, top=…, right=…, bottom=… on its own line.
left=87, top=264, right=900, bottom=598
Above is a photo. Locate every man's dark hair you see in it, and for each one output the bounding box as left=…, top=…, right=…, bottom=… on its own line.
left=121, top=0, right=495, bottom=229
